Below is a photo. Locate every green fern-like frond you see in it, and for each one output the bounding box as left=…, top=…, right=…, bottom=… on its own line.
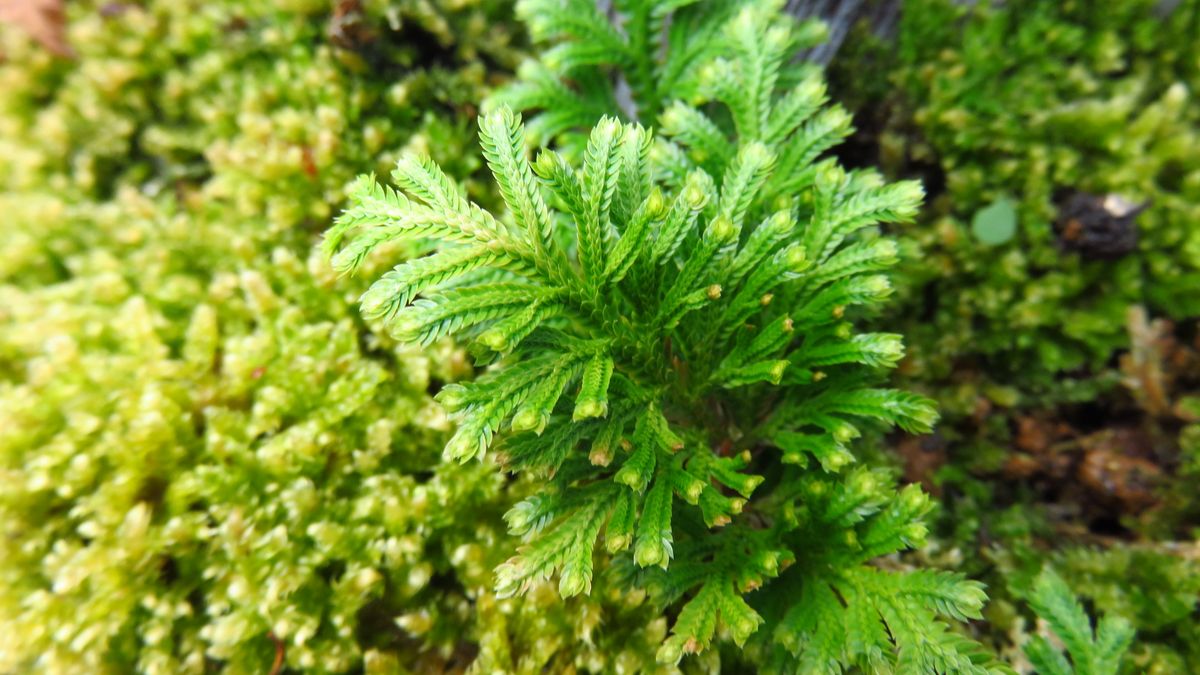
left=323, top=0, right=1006, bottom=670
left=1024, top=568, right=1136, bottom=675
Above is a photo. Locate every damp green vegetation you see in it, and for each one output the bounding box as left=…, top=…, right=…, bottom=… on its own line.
left=1, top=2, right=667, bottom=673
left=834, top=0, right=1200, bottom=405
left=2, top=0, right=1198, bottom=673
left=827, top=0, right=1200, bottom=673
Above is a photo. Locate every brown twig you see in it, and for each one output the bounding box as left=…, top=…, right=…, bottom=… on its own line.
left=268, top=632, right=285, bottom=675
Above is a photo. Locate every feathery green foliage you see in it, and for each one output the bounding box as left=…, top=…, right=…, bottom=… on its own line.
left=982, top=543, right=1200, bottom=674
left=0, top=2, right=672, bottom=673
left=327, top=2, right=1017, bottom=669
left=823, top=5, right=1200, bottom=669
left=1023, top=568, right=1135, bottom=675
left=833, top=0, right=1200, bottom=416
left=491, top=0, right=831, bottom=150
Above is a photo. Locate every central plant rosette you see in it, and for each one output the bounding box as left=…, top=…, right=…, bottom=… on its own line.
left=326, top=1, right=1006, bottom=671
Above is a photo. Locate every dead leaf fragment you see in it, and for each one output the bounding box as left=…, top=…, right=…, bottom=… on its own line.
left=1015, top=416, right=1053, bottom=454
left=1078, top=449, right=1161, bottom=512
left=1121, top=306, right=1173, bottom=417
left=896, top=433, right=946, bottom=492
left=329, top=0, right=374, bottom=51
left=0, top=0, right=73, bottom=57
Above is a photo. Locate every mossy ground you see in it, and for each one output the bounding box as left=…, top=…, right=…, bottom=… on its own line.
left=0, top=3, right=672, bottom=673
left=2, top=1, right=1198, bottom=673
left=828, top=0, right=1200, bottom=671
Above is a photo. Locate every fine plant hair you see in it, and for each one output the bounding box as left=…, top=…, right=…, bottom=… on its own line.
left=327, top=0, right=1011, bottom=671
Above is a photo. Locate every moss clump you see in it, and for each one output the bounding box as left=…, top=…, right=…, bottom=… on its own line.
left=833, top=0, right=1200, bottom=413
left=0, top=2, right=673, bottom=673
left=827, top=1, right=1200, bottom=670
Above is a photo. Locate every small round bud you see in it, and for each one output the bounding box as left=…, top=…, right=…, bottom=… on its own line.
left=902, top=522, right=928, bottom=544
left=443, top=430, right=479, bottom=461
left=865, top=275, right=892, bottom=295
left=768, top=360, right=788, bottom=383
left=589, top=444, right=613, bottom=467
left=615, top=466, right=645, bottom=491
left=558, top=566, right=590, bottom=597
left=660, top=103, right=684, bottom=130
left=634, top=539, right=666, bottom=568
left=851, top=471, right=876, bottom=497
left=656, top=641, right=683, bottom=665
left=391, top=310, right=422, bottom=341
left=511, top=408, right=548, bottom=434
left=504, top=498, right=542, bottom=535
left=767, top=210, right=792, bottom=233
left=478, top=328, right=509, bottom=352
left=743, top=475, right=765, bottom=495
left=785, top=246, right=808, bottom=271
left=358, top=282, right=396, bottom=319
left=823, top=450, right=851, bottom=471
left=899, top=484, right=929, bottom=513
left=741, top=141, right=773, bottom=167
left=533, top=151, right=557, bottom=177
left=646, top=188, right=666, bottom=216
left=605, top=533, right=631, bottom=553
left=833, top=422, right=859, bottom=443
left=755, top=550, right=780, bottom=576
left=435, top=384, right=468, bottom=410
left=709, top=216, right=737, bottom=243
left=731, top=614, right=760, bottom=644
left=574, top=399, right=607, bottom=420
